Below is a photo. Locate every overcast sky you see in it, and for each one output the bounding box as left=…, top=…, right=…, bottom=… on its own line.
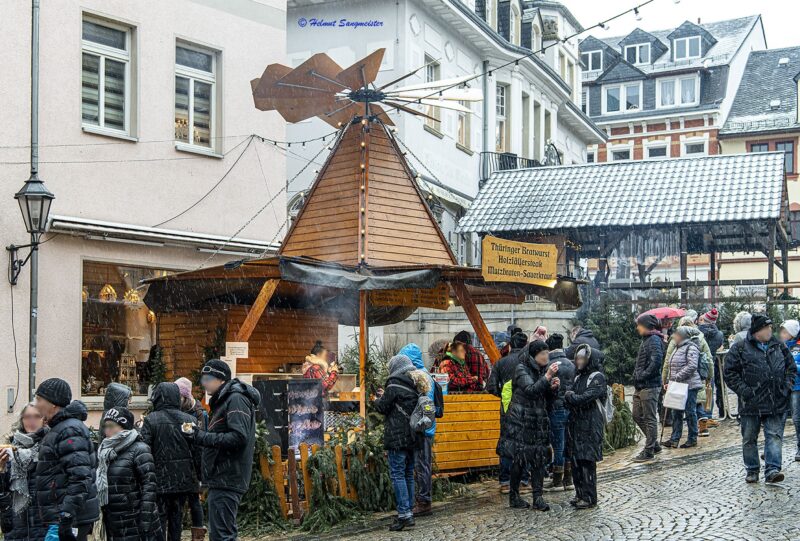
left=561, top=0, right=798, bottom=49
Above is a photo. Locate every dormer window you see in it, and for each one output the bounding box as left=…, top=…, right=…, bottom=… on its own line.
left=624, top=43, right=650, bottom=65
left=581, top=50, right=602, bottom=72
left=674, top=36, right=701, bottom=60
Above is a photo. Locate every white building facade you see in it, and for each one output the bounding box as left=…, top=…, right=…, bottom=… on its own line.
left=0, top=0, right=287, bottom=425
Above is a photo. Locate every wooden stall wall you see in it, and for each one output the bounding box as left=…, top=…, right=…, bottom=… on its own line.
left=433, top=394, right=501, bottom=471
left=226, top=307, right=339, bottom=373
left=159, top=310, right=227, bottom=380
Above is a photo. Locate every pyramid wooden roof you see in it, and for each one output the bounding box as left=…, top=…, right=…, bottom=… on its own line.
left=279, top=119, right=458, bottom=267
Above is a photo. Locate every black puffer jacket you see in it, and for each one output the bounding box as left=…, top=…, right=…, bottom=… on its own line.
left=485, top=347, right=525, bottom=399
left=35, top=401, right=99, bottom=527
left=196, top=379, right=261, bottom=494
left=548, top=350, right=576, bottom=411
left=100, top=383, right=132, bottom=441
left=373, top=370, right=431, bottom=450
left=565, top=348, right=607, bottom=462
left=698, top=323, right=724, bottom=357
left=140, top=383, right=199, bottom=494
left=724, top=333, right=796, bottom=416
left=565, top=329, right=603, bottom=364
left=496, top=354, right=555, bottom=465
left=0, top=429, right=49, bottom=541
left=633, top=333, right=665, bottom=390
left=102, top=435, right=159, bottom=541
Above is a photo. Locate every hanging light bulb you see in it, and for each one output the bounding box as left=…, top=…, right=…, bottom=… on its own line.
left=634, top=7, right=642, bottom=21
left=147, top=310, right=156, bottom=324
left=99, top=283, right=118, bottom=303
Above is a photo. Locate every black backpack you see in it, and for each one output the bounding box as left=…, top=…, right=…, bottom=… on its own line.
left=433, top=380, right=444, bottom=418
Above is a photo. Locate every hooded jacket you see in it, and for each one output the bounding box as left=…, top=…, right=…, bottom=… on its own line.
left=100, top=383, right=132, bottom=441
left=565, top=346, right=607, bottom=462
left=633, top=332, right=664, bottom=390
left=731, top=312, right=752, bottom=345
left=665, top=331, right=704, bottom=391
left=787, top=339, right=800, bottom=391
left=698, top=323, right=724, bottom=357
left=725, top=332, right=797, bottom=416
left=196, top=379, right=261, bottom=494
left=495, top=352, right=555, bottom=465
left=0, top=428, right=49, bottom=541
left=373, top=366, right=431, bottom=451
left=100, top=433, right=159, bottom=541
left=398, top=344, right=436, bottom=438
left=565, top=328, right=604, bottom=364
left=140, top=382, right=199, bottom=494
left=548, top=349, right=576, bottom=411
left=35, top=401, right=100, bottom=527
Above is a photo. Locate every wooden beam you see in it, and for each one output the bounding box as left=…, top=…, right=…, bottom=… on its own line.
left=767, top=222, right=776, bottom=300
left=709, top=250, right=717, bottom=304
left=359, top=290, right=368, bottom=419
left=235, top=279, right=279, bottom=342
left=679, top=229, right=688, bottom=304
left=452, top=281, right=501, bottom=364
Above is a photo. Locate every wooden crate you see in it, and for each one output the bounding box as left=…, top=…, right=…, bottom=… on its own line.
left=433, top=394, right=501, bottom=472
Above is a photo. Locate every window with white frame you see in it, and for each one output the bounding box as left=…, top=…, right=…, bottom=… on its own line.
left=81, top=18, right=132, bottom=134
left=581, top=88, right=589, bottom=114
left=175, top=43, right=217, bottom=149
left=657, top=75, right=699, bottom=108
left=581, top=50, right=602, bottom=72
left=624, top=43, right=650, bottom=65
left=682, top=138, right=707, bottom=156
left=603, top=82, right=641, bottom=114
left=510, top=4, right=521, bottom=46
left=496, top=84, right=508, bottom=152
left=609, top=146, right=632, bottom=161
left=673, top=36, right=701, bottom=61
left=646, top=143, right=668, bottom=159
left=586, top=150, right=595, bottom=163
left=423, top=55, right=441, bottom=131
left=457, top=101, right=471, bottom=149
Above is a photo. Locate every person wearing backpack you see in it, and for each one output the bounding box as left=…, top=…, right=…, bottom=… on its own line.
left=564, top=344, right=607, bottom=510
left=663, top=326, right=704, bottom=449
left=778, top=319, right=800, bottom=461
left=398, top=344, right=438, bottom=518
left=373, top=354, right=432, bottom=532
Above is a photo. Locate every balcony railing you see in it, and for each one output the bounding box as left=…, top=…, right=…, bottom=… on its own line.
left=479, top=151, right=541, bottom=183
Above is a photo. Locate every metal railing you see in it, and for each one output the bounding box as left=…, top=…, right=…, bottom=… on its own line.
left=479, top=151, right=541, bottom=183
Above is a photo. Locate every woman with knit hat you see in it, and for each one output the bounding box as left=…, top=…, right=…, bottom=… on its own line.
left=175, top=377, right=208, bottom=538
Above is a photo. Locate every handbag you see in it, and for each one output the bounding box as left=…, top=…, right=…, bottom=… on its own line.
left=664, top=381, right=689, bottom=411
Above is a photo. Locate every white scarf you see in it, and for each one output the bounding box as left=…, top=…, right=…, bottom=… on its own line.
left=96, top=430, right=138, bottom=506
left=8, top=431, right=39, bottom=515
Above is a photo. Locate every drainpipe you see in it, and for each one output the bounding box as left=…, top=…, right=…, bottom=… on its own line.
left=482, top=60, right=490, bottom=155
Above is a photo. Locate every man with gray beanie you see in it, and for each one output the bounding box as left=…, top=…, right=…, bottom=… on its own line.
left=34, top=378, right=99, bottom=541
left=184, top=359, right=261, bottom=541
left=373, top=354, right=431, bottom=532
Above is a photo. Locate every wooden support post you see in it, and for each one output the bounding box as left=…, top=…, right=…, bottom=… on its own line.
left=781, top=242, right=790, bottom=294
left=299, top=443, right=312, bottom=512
left=235, top=279, right=279, bottom=342
left=767, top=222, right=776, bottom=301
left=334, top=445, right=348, bottom=498
left=452, top=281, right=501, bottom=363
left=358, top=290, right=368, bottom=419
left=679, top=229, right=688, bottom=305
left=287, top=451, right=302, bottom=523
left=709, top=250, right=717, bottom=304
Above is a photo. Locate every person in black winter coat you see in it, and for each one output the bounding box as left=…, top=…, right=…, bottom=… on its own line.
left=97, top=407, right=160, bottom=541
left=698, top=309, right=725, bottom=418
left=631, top=314, right=665, bottom=463
left=373, top=354, right=431, bottom=532
left=33, top=378, right=99, bottom=541
left=486, top=332, right=528, bottom=493
left=544, top=334, right=576, bottom=492
left=565, top=345, right=607, bottom=509
left=565, top=327, right=604, bottom=364
left=0, top=403, right=49, bottom=541
left=100, top=383, right=132, bottom=441
left=725, top=315, right=797, bottom=484
left=175, top=377, right=208, bottom=539
left=140, top=383, right=199, bottom=541
left=187, top=360, right=261, bottom=541
left=496, top=341, right=559, bottom=511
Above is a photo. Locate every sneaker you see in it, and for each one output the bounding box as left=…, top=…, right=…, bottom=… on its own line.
left=795, top=451, right=800, bottom=462
left=699, top=429, right=710, bottom=437
left=569, top=496, right=579, bottom=507
left=680, top=440, right=697, bottom=449
left=389, top=517, right=414, bottom=531
left=574, top=499, right=596, bottom=510
left=632, top=450, right=655, bottom=463
left=766, top=471, right=785, bottom=484
left=662, top=440, right=678, bottom=449
left=745, top=471, right=759, bottom=484
left=500, top=484, right=511, bottom=494
left=412, top=501, right=432, bottom=517
left=653, top=444, right=663, bottom=454
left=530, top=496, right=550, bottom=512
left=510, top=496, right=530, bottom=509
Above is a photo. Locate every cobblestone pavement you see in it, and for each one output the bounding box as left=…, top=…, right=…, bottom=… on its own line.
left=311, top=430, right=800, bottom=541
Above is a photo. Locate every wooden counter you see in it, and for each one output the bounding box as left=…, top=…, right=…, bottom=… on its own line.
left=433, top=393, right=501, bottom=472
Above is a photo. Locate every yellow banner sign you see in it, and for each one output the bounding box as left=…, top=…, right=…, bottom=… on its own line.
left=481, top=236, right=558, bottom=288
left=369, top=282, right=450, bottom=310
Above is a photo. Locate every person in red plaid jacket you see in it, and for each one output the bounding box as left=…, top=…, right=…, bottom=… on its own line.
left=440, top=341, right=482, bottom=392
left=454, top=330, right=490, bottom=388
left=302, top=341, right=339, bottom=394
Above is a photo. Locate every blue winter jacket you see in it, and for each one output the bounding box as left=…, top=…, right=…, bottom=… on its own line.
left=399, top=343, right=436, bottom=437
left=787, top=339, right=800, bottom=391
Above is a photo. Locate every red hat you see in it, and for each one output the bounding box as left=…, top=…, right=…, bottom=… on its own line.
left=702, top=308, right=719, bottom=323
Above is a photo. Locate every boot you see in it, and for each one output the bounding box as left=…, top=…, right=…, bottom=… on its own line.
left=530, top=496, right=550, bottom=512
left=543, top=466, right=564, bottom=492
left=412, top=501, right=432, bottom=517
left=698, top=418, right=709, bottom=437
left=562, top=462, right=574, bottom=490
left=509, top=491, right=530, bottom=509
left=191, top=527, right=207, bottom=541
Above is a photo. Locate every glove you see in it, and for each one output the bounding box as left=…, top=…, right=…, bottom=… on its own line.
left=58, top=514, right=76, bottom=541
left=1, top=515, right=13, bottom=534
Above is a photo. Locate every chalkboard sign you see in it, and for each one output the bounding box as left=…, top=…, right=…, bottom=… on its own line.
left=287, top=379, right=324, bottom=450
